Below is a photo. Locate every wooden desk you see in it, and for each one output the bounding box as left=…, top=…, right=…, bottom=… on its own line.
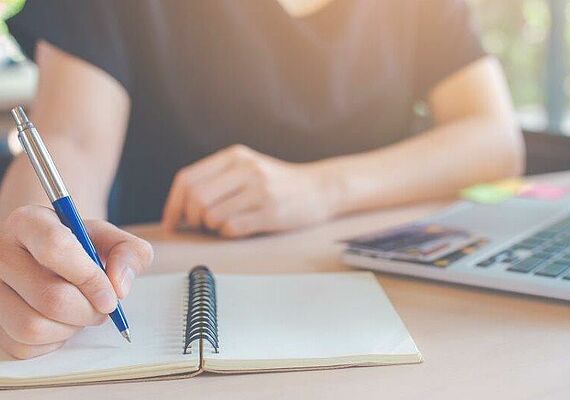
left=10, top=173, right=570, bottom=399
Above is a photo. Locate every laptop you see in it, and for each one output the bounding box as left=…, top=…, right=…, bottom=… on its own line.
left=342, top=197, right=570, bottom=301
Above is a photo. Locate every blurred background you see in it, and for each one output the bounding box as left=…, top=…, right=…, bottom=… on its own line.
left=0, top=0, right=568, bottom=172
left=472, top=0, right=569, bottom=135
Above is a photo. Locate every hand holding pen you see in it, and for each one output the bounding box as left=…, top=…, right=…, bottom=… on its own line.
left=0, top=107, right=153, bottom=359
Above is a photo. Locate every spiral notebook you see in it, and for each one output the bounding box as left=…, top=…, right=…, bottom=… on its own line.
left=0, top=267, right=421, bottom=388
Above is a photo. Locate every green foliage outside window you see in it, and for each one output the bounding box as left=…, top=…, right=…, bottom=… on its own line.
left=0, top=0, right=25, bottom=34
left=471, top=0, right=569, bottom=112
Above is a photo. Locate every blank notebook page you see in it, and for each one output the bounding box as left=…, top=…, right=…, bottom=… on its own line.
left=205, top=272, right=420, bottom=370
left=0, top=273, right=196, bottom=384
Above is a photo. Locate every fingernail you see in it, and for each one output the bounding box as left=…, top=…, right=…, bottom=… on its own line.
left=120, top=267, right=136, bottom=298
left=93, top=289, right=117, bottom=314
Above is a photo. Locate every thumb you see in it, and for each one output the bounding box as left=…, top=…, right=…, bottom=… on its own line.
left=86, top=220, right=154, bottom=299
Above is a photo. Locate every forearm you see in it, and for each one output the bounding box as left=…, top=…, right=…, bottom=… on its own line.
left=0, top=136, right=111, bottom=221
left=0, top=42, right=130, bottom=222
left=314, top=115, right=524, bottom=217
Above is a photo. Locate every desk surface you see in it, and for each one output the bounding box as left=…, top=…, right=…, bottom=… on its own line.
left=10, top=173, right=570, bottom=400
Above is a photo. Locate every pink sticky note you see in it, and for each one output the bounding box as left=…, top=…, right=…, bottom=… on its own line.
left=519, top=184, right=570, bottom=200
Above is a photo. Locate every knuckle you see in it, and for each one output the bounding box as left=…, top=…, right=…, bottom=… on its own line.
left=135, top=239, right=154, bottom=269
left=251, top=162, right=270, bottom=183
left=41, top=227, right=75, bottom=263
left=84, top=218, right=102, bottom=229
left=250, top=161, right=264, bottom=174
left=7, top=205, right=37, bottom=226
left=76, top=267, right=106, bottom=292
left=229, top=144, right=251, bottom=158
left=38, top=283, right=72, bottom=320
left=84, top=219, right=108, bottom=234
left=14, top=315, right=48, bottom=345
left=174, top=169, right=188, bottom=185
left=45, top=226, right=71, bottom=248
left=229, top=143, right=245, bottom=153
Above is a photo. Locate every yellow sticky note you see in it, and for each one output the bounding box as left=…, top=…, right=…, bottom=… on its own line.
left=492, top=178, right=527, bottom=193
left=461, top=178, right=527, bottom=204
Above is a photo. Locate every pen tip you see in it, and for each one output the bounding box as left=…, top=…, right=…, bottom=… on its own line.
left=121, top=329, right=132, bottom=343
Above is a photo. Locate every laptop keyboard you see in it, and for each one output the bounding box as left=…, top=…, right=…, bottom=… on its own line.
left=476, top=216, right=570, bottom=279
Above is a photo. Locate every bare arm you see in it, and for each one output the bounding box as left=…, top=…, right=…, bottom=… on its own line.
left=0, top=42, right=153, bottom=360
left=0, top=41, right=130, bottom=220
left=162, top=56, right=525, bottom=237
left=318, top=56, right=525, bottom=215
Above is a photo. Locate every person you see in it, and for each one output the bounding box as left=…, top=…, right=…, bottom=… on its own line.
left=0, top=0, right=523, bottom=359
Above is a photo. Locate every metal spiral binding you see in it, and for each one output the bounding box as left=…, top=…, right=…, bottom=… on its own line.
left=183, top=266, right=219, bottom=354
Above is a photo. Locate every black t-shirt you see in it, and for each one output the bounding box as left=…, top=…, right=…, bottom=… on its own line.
left=8, top=0, right=485, bottom=224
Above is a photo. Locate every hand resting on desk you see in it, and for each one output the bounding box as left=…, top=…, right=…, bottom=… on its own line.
left=162, top=144, right=338, bottom=238
left=0, top=205, right=153, bottom=359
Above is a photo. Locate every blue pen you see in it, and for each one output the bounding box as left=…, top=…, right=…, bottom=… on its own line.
left=10, top=106, right=131, bottom=343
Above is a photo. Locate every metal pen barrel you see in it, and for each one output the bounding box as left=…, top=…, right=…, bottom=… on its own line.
left=10, top=106, right=69, bottom=202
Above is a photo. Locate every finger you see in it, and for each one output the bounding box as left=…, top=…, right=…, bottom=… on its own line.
left=0, top=281, right=82, bottom=346
left=87, top=220, right=154, bottom=299
left=190, top=165, right=253, bottom=212
left=0, top=249, right=107, bottom=326
left=9, top=206, right=117, bottom=314
left=0, top=326, right=64, bottom=360
left=165, top=163, right=243, bottom=231
left=163, top=168, right=221, bottom=231
left=162, top=145, right=253, bottom=230
left=186, top=166, right=252, bottom=229
left=203, top=187, right=261, bottom=230
left=184, top=183, right=203, bottom=229
left=162, top=173, right=187, bottom=231
left=219, top=209, right=272, bottom=238
left=180, top=145, right=247, bottom=185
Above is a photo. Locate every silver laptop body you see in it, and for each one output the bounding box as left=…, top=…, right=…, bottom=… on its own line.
left=343, top=197, right=570, bottom=300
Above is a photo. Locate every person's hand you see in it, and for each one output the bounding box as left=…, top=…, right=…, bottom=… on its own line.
left=0, top=205, right=153, bottom=359
left=162, top=145, right=338, bottom=237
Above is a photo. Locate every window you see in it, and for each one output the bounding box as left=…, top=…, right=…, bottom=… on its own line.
left=470, top=0, right=570, bottom=134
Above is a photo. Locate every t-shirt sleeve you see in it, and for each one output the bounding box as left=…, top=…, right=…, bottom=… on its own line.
left=413, top=0, right=486, bottom=99
left=7, top=0, right=131, bottom=92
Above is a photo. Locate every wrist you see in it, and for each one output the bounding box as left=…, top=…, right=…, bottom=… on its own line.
left=304, top=159, right=348, bottom=220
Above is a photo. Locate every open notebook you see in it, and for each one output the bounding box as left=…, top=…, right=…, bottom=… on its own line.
left=0, top=267, right=421, bottom=388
